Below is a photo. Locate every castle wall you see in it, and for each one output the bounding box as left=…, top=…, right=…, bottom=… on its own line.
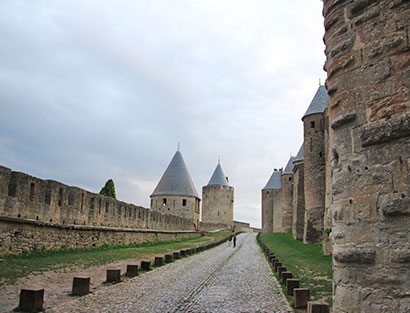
left=323, top=0, right=410, bottom=311
left=0, top=217, right=197, bottom=255
left=261, top=189, right=273, bottom=233
left=272, top=189, right=282, bottom=232
left=0, top=166, right=198, bottom=255
left=151, top=195, right=200, bottom=229
left=280, top=173, right=293, bottom=233
left=323, top=108, right=332, bottom=255
left=233, top=220, right=252, bottom=232
left=201, top=185, right=234, bottom=229
left=292, top=161, right=305, bottom=240
left=303, top=113, right=326, bottom=244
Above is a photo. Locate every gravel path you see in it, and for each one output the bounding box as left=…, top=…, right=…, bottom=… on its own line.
left=49, top=233, right=292, bottom=313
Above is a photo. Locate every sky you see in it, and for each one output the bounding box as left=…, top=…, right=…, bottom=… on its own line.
left=0, top=0, right=326, bottom=228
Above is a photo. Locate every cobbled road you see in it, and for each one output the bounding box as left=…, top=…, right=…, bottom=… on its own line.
left=50, top=233, right=292, bottom=313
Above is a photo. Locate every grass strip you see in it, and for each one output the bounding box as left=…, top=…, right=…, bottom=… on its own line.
left=0, top=231, right=233, bottom=286
left=259, top=233, right=332, bottom=308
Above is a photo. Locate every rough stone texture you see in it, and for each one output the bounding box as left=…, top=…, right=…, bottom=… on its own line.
left=281, top=173, right=294, bottom=233
left=261, top=189, right=274, bottom=233
left=106, top=269, right=121, bottom=283
left=0, top=217, right=197, bottom=255
left=48, top=233, right=292, bottom=313
left=303, top=112, right=326, bottom=244
left=18, top=289, right=44, bottom=311
left=292, top=161, right=305, bottom=240
left=323, top=108, right=333, bottom=255
left=150, top=194, right=200, bottom=229
left=201, top=184, right=234, bottom=229
left=72, top=277, right=90, bottom=296
left=323, top=0, right=410, bottom=311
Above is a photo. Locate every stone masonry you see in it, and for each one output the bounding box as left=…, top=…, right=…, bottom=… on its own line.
left=323, top=0, right=410, bottom=312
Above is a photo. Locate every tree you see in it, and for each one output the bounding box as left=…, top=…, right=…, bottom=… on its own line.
left=99, top=179, right=116, bottom=199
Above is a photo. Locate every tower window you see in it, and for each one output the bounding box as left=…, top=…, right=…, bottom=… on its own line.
left=310, top=121, right=315, bottom=128
left=182, top=199, right=187, bottom=206
left=162, top=198, right=167, bottom=205
left=29, top=183, right=35, bottom=201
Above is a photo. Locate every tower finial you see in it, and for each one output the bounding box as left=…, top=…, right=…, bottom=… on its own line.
left=218, top=155, right=220, bottom=164
left=319, top=78, right=322, bottom=86
left=177, top=142, right=180, bottom=151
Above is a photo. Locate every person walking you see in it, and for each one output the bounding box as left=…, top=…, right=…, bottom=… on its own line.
left=233, top=235, right=237, bottom=247
left=228, top=235, right=232, bottom=247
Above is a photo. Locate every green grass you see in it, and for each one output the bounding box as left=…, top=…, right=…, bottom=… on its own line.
left=0, top=232, right=229, bottom=286
left=259, top=233, right=332, bottom=309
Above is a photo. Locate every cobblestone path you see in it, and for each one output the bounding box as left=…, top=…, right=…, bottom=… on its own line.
left=50, top=233, right=292, bottom=313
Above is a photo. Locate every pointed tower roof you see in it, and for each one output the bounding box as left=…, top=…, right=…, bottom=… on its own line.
left=262, top=170, right=281, bottom=190
left=302, top=85, right=328, bottom=120
left=293, top=144, right=304, bottom=163
left=151, top=150, right=199, bottom=198
left=208, top=163, right=229, bottom=186
left=283, top=156, right=296, bottom=174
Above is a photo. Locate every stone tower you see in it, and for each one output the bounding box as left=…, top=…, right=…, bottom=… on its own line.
left=323, top=1, right=409, bottom=311
left=292, top=144, right=305, bottom=241
left=201, top=162, right=234, bottom=229
left=281, top=156, right=295, bottom=233
left=150, top=150, right=201, bottom=228
left=302, top=85, right=328, bottom=244
left=261, top=169, right=282, bottom=233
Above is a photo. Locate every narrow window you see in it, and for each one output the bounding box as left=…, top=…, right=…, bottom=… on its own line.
left=310, top=121, right=315, bottom=128
left=182, top=199, right=187, bottom=206
left=8, top=183, right=17, bottom=197
left=289, top=177, right=292, bottom=182
left=58, top=188, right=63, bottom=206
left=29, top=183, right=35, bottom=201
left=105, top=201, right=109, bottom=213
left=162, top=198, right=167, bottom=205
left=99, top=198, right=102, bottom=213
left=217, top=211, right=220, bottom=216
left=319, top=151, right=323, bottom=157
left=81, top=193, right=84, bottom=211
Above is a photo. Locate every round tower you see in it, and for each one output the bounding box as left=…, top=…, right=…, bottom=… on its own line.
left=302, top=85, right=328, bottom=244
left=150, top=149, right=201, bottom=228
left=201, top=162, right=234, bottom=230
left=292, top=143, right=305, bottom=241
left=261, top=169, right=282, bottom=233
left=281, top=156, right=295, bottom=233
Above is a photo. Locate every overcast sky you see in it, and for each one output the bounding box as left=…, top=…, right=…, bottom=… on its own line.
left=0, top=0, right=326, bottom=228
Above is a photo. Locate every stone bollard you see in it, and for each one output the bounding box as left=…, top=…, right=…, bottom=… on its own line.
left=17, top=289, right=44, bottom=312
left=106, top=269, right=121, bottom=283
left=278, top=266, right=287, bottom=277
left=271, top=258, right=278, bottom=266
left=165, top=254, right=173, bottom=263
left=274, top=261, right=282, bottom=272
left=72, top=277, right=90, bottom=296
left=126, top=265, right=139, bottom=277
left=186, top=249, right=192, bottom=255
left=286, top=279, right=300, bottom=296
left=141, top=260, right=151, bottom=271
left=173, top=252, right=180, bottom=259
left=294, top=288, right=310, bottom=308
left=154, top=256, right=164, bottom=266
left=307, top=302, right=330, bottom=313
left=281, top=271, right=292, bottom=284
left=180, top=250, right=186, bottom=257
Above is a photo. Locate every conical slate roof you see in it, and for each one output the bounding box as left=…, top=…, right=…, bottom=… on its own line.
left=302, top=85, right=328, bottom=119
left=208, top=163, right=229, bottom=186
left=262, top=170, right=281, bottom=190
left=294, top=144, right=304, bottom=162
left=283, top=156, right=296, bottom=174
left=151, top=150, right=199, bottom=198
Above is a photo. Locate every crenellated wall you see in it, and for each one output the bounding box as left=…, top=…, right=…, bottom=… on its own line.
left=0, top=165, right=198, bottom=254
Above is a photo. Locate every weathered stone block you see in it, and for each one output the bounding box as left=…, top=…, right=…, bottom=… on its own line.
left=126, top=265, right=138, bottom=277
left=274, top=261, right=282, bottom=272
left=140, top=260, right=151, bottom=271
left=17, top=289, right=44, bottom=312
left=287, top=279, right=300, bottom=296
left=307, top=301, right=330, bottom=313
left=71, top=277, right=90, bottom=296
left=173, top=252, right=180, bottom=259
left=334, top=247, right=376, bottom=264
left=154, top=256, right=163, bottom=266
left=294, top=288, right=310, bottom=308
left=106, top=269, right=120, bottom=283
left=180, top=250, right=186, bottom=257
